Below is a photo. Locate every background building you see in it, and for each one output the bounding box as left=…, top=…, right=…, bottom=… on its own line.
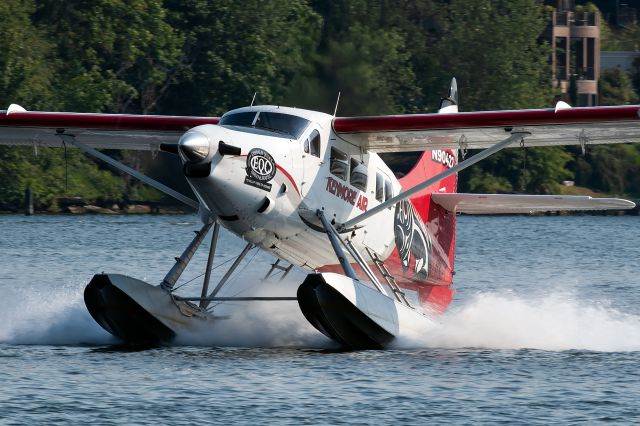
left=547, top=0, right=600, bottom=106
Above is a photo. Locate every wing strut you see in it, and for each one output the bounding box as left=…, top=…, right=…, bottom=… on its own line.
left=339, top=131, right=529, bottom=230
left=58, top=133, right=199, bottom=209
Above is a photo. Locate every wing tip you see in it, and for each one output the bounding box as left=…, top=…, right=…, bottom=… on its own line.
left=614, top=199, right=636, bottom=209
left=589, top=196, right=636, bottom=209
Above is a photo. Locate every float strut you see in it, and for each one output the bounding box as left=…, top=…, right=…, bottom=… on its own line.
left=199, top=222, right=220, bottom=308
left=263, top=259, right=294, bottom=282
left=317, top=209, right=359, bottom=281
left=161, top=221, right=213, bottom=291
left=203, top=242, right=254, bottom=309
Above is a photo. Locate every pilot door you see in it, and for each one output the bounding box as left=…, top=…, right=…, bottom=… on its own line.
left=299, top=128, right=323, bottom=198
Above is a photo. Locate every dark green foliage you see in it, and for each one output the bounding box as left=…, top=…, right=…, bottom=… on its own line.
left=599, top=68, right=638, bottom=106
left=570, top=145, right=640, bottom=196
left=633, top=57, right=640, bottom=97
left=567, top=69, right=640, bottom=197
left=437, top=0, right=553, bottom=111
left=159, top=0, right=322, bottom=115
left=34, top=0, right=184, bottom=113
left=0, top=0, right=56, bottom=110
left=460, top=147, right=573, bottom=194
left=0, top=146, right=123, bottom=211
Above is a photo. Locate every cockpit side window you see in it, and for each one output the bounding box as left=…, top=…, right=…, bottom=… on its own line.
left=384, top=179, right=393, bottom=201
left=375, top=173, right=384, bottom=202
left=330, top=147, right=349, bottom=180
left=350, top=158, right=367, bottom=192
left=304, top=129, right=321, bottom=157
left=309, top=130, right=320, bottom=157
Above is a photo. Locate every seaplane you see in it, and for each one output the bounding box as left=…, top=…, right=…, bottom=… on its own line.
left=1, top=79, right=639, bottom=349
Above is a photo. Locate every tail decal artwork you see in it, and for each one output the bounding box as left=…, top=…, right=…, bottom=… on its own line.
left=394, top=200, right=433, bottom=281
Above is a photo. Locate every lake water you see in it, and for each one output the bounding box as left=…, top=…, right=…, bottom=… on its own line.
left=1, top=214, right=639, bottom=424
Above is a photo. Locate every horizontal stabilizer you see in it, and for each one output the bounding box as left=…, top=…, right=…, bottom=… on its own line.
left=431, top=193, right=636, bottom=214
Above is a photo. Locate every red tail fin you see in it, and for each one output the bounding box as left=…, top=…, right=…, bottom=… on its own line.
left=391, top=149, right=458, bottom=312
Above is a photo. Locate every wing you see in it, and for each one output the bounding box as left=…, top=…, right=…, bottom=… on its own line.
left=0, top=106, right=219, bottom=150
left=431, top=193, right=636, bottom=214
left=333, top=105, right=640, bottom=152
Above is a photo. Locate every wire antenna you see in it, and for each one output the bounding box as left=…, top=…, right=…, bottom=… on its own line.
left=62, top=140, right=68, bottom=192
left=333, top=92, right=341, bottom=117
left=250, top=92, right=257, bottom=106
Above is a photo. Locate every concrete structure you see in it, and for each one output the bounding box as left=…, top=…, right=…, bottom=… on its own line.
left=601, top=51, right=639, bottom=71
left=547, top=0, right=600, bottom=106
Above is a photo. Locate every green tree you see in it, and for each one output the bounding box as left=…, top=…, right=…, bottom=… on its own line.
left=443, top=0, right=561, bottom=194
left=0, top=0, right=55, bottom=110
left=299, top=0, right=435, bottom=115
left=566, top=68, right=640, bottom=197
left=599, top=68, right=638, bottom=106
left=461, top=147, right=573, bottom=194
left=35, top=0, right=184, bottom=113
left=436, top=0, right=553, bottom=111
left=571, top=145, right=640, bottom=196
left=314, top=24, right=420, bottom=115
left=0, top=147, right=124, bottom=211
left=160, top=0, right=322, bottom=116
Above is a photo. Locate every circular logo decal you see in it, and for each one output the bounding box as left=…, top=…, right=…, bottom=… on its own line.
left=246, top=148, right=276, bottom=182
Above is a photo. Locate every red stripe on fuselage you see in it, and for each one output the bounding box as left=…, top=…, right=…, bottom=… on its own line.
left=275, top=164, right=300, bottom=195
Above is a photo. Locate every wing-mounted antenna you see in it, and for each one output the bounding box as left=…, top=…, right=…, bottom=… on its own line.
left=554, top=100, right=572, bottom=112
left=438, top=77, right=458, bottom=114
left=6, top=104, right=27, bottom=115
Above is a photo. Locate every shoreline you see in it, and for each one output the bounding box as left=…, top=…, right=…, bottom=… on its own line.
left=0, top=203, right=193, bottom=215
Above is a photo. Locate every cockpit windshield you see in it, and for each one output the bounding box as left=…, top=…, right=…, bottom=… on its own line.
left=219, top=111, right=310, bottom=139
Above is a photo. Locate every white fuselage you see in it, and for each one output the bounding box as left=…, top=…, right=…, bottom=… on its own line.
left=179, top=106, right=400, bottom=270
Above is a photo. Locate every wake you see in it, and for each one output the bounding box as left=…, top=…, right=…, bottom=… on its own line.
left=2, top=281, right=640, bottom=352
left=0, top=278, right=328, bottom=348
left=396, top=292, right=640, bottom=352
left=0, top=281, right=114, bottom=345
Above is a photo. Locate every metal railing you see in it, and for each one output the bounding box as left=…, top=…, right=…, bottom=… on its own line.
left=552, top=11, right=598, bottom=27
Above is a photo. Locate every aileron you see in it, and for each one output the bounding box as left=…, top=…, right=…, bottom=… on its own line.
left=334, top=105, right=640, bottom=152
left=432, top=193, right=636, bottom=214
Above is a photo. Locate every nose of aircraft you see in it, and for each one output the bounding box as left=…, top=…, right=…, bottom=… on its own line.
left=178, top=131, right=210, bottom=163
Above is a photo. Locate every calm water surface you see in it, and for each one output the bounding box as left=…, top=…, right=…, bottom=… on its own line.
left=1, top=214, right=639, bottom=424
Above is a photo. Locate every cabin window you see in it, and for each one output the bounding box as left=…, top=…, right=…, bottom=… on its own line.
left=376, top=172, right=393, bottom=202
left=330, top=147, right=349, bottom=180
left=384, top=179, right=393, bottom=201
left=304, top=130, right=321, bottom=157
left=375, top=173, right=384, bottom=202
left=350, top=158, right=367, bottom=192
